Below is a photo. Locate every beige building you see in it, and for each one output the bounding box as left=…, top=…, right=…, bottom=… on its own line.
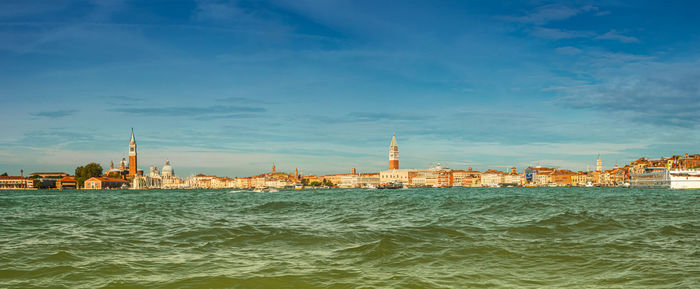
left=340, top=173, right=380, bottom=188
left=481, top=170, right=504, bottom=187
left=502, top=173, right=525, bottom=186
left=380, top=169, right=417, bottom=184
left=535, top=172, right=552, bottom=186
left=0, top=176, right=37, bottom=189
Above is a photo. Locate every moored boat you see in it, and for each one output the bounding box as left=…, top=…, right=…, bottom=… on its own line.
left=630, top=168, right=700, bottom=189
left=377, top=182, right=403, bottom=189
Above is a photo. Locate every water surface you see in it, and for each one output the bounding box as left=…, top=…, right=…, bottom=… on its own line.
left=1, top=188, right=698, bottom=288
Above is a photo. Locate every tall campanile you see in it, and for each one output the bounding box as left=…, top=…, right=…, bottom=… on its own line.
left=389, top=133, right=399, bottom=170
left=129, top=128, right=137, bottom=178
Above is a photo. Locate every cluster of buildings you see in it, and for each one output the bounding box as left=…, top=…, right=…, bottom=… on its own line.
left=2, top=130, right=699, bottom=190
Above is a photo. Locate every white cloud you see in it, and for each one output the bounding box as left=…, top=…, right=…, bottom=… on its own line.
left=530, top=27, right=595, bottom=40
left=594, top=29, right=639, bottom=43
left=502, top=4, right=598, bottom=25
left=555, top=46, right=582, bottom=55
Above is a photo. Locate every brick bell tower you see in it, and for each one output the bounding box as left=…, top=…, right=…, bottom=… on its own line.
left=128, top=128, right=137, bottom=178
left=389, top=132, right=399, bottom=170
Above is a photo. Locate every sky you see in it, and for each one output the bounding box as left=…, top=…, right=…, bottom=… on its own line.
left=1, top=0, right=699, bottom=177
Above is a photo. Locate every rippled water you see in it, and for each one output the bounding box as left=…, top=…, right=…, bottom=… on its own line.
left=0, top=188, right=698, bottom=288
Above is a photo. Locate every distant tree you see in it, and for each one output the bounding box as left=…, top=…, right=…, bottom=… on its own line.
left=1, top=172, right=7, bottom=176
left=322, top=179, right=334, bottom=187
left=310, top=181, right=322, bottom=187
left=75, top=163, right=103, bottom=187
left=301, top=178, right=309, bottom=186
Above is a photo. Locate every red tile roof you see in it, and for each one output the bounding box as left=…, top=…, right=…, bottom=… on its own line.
left=58, top=176, right=77, bottom=182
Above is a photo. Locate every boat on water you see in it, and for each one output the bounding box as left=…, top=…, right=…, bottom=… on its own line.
left=377, top=182, right=403, bottom=189
left=630, top=168, right=700, bottom=189
left=253, top=187, right=279, bottom=193
left=294, top=184, right=303, bottom=190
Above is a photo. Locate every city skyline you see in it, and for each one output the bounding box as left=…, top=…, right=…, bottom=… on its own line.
left=2, top=1, right=700, bottom=176
left=0, top=128, right=685, bottom=179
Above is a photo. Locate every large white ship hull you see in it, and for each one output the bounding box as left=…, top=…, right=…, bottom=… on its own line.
left=669, top=172, right=700, bottom=189
left=630, top=169, right=700, bottom=189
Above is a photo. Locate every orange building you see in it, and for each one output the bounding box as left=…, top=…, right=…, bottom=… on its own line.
left=57, top=176, right=77, bottom=189
left=551, top=170, right=575, bottom=186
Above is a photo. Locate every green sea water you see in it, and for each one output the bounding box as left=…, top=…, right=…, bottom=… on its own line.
left=0, top=188, right=698, bottom=288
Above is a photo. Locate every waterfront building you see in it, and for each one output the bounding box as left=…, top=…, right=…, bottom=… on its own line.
left=235, top=177, right=252, bottom=188
left=551, top=170, right=575, bottom=186
left=464, top=174, right=482, bottom=187
left=84, top=177, right=130, bottom=189
left=589, top=170, right=602, bottom=185
left=389, top=133, right=399, bottom=170
left=160, top=161, right=185, bottom=188
left=0, top=176, right=36, bottom=189
left=56, top=176, right=77, bottom=189
left=571, top=172, right=590, bottom=186
left=534, top=171, right=553, bottom=186
left=423, top=163, right=452, bottom=187
left=525, top=166, right=556, bottom=185
left=340, top=173, right=380, bottom=188
left=129, top=128, right=137, bottom=179
left=502, top=173, right=525, bottom=186
left=186, top=174, right=214, bottom=188
left=28, top=172, right=68, bottom=178
left=28, top=172, right=69, bottom=189
left=211, top=177, right=236, bottom=188
left=321, top=173, right=352, bottom=186
left=481, top=170, right=504, bottom=187
left=464, top=175, right=481, bottom=187
left=678, top=154, right=700, bottom=169
left=380, top=169, right=417, bottom=185
left=162, top=161, right=174, bottom=178
left=132, top=164, right=165, bottom=189
left=459, top=168, right=482, bottom=187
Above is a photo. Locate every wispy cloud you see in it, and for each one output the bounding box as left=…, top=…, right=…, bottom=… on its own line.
left=554, top=61, right=700, bottom=127
left=193, top=0, right=243, bottom=22
left=111, top=105, right=266, bottom=118
left=306, top=112, right=433, bottom=124
left=216, top=96, right=275, bottom=105
left=30, top=109, right=78, bottom=118
left=555, top=46, right=582, bottom=55
left=501, top=4, right=598, bottom=25
left=594, top=29, right=639, bottom=43
left=530, top=27, right=595, bottom=40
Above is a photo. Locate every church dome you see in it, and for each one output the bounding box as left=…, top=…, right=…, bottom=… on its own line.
left=162, top=160, right=174, bottom=177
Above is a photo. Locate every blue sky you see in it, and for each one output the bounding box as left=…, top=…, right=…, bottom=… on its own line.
left=1, top=0, right=699, bottom=177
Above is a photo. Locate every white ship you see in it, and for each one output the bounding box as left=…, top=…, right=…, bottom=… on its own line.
left=630, top=168, right=700, bottom=189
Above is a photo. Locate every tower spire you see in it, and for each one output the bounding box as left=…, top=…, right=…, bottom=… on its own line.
left=128, top=128, right=137, bottom=178
left=389, top=132, right=399, bottom=170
